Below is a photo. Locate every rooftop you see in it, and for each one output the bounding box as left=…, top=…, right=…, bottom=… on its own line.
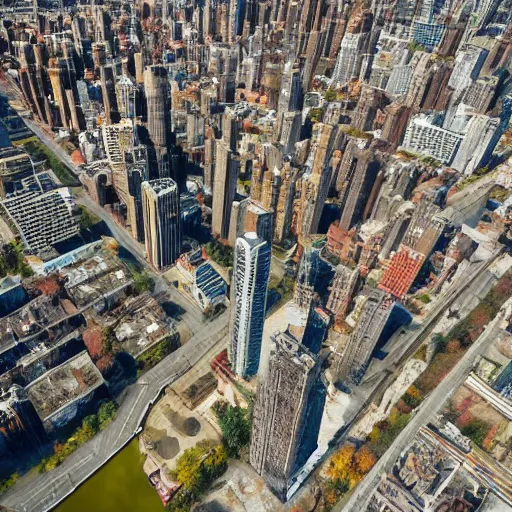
left=143, top=178, right=178, bottom=195
left=26, top=351, right=104, bottom=421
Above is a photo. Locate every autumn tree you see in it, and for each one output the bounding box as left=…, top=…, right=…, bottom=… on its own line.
left=327, top=444, right=362, bottom=488
left=354, top=446, right=376, bottom=473
left=83, top=327, right=103, bottom=360
left=33, top=275, right=61, bottom=296
left=446, top=339, right=462, bottom=353
left=172, top=441, right=227, bottom=497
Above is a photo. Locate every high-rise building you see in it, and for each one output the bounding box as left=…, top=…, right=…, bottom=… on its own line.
left=336, top=139, right=382, bottom=231
left=331, top=10, right=372, bottom=86
left=447, top=46, right=488, bottom=94
left=100, top=64, right=120, bottom=125
left=250, top=330, right=326, bottom=501
left=278, top=61, right=302, bottom=114
left=294, top=236, right=334, bottom=310
left=274, top=163, right=300, bottom=245
left=326, top=264, right=360, bottom=327
left=141, top=178, right=181, bottom=270
left=144, top=65, right=170, bottom=178
left=451, top=115, right=503, bottom=176
left=229, top=232, right=271, bottom=378
left=334, top=288, right=395, bottom=384
left=296, top=123, right=337, bottom=238
left=212, top=140, right=240, bottom=239
left=462, top=75, right=500, bottom=113
left=302, top=303, right=330, bottom=354
left=229, top=198, right=273, bottom=247
left=115, top=75, right=139, bottom=119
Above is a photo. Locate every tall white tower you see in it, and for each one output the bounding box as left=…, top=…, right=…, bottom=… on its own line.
left=229, top=232, right=271, bottom=378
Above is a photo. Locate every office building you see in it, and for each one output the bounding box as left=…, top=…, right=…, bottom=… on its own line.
left=212, top=140, right=240, bottom=239
left=229, top=232, right=271, bottom=378
left=144, top=65, right=170, bottom=178
left=141, top=178, right=181, bottom=270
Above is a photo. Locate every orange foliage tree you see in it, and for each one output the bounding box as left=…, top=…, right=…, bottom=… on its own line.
left=327, top=443, right=376, bottom=490
left=354, top=446, right=377, bottom=473
left=33, top=275, right=61, bottom=296
left=83, top=327, right=103, bottom=361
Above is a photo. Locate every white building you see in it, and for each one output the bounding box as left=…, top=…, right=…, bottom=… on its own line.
left=331, top=32, right=368, bottom=86
left=448, top=46, right=488, bottom=94
left=229, top=232, right=271, bottom=378
left=452, top=115, right=502, bottom=175
left=401, top=114, right=464, bottom=164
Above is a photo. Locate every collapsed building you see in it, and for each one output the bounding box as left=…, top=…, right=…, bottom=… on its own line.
left=26, top=351, right=107, bottom=433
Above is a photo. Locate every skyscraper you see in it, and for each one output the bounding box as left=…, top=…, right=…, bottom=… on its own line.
left=229, top=232, right=271, bottom=378
left=336, top=139, right=382, bottom=231
left=142, top=178, right=181, bottom=270
left=212, top=140, right=240, bottom=239
left=144, top=65, right=170, bottom=178
left=334, top=288, right=395, bottom=384
left=302, top=303, right=330, bottom=354
left=250, top=330, right=326, bottom=501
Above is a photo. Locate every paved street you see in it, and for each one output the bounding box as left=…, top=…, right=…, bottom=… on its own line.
left=2, top=311, right=229, bottom=512
left=337, top=316, right=504, bottom=512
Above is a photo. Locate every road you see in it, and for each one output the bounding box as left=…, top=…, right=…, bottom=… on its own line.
left=337, top=315, right=504, bottom=512
left=1, top=311, right=229, bottom=512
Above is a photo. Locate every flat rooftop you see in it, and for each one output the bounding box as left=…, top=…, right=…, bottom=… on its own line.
left=103, top=294, right=176, bottom=358
left=62, top=250, right=132, bottom=309
left=26, top=351, right=104, bottom=421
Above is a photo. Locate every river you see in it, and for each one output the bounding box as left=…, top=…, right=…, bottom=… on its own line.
left=54, top=439, right=165, bottom=512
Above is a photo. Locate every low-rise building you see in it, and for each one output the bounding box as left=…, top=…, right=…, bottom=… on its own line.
left=176, top=248, right=228, bottom=313
left=26, top=351, right=107, bottom=433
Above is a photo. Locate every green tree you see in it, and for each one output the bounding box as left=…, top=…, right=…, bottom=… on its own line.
left=98, top=401, right=117, bottom=430
left=102, top=326, right=116, bottom=354
left=172, top=441, right=227, bottom=496
left=0, top=240, right=33, bottom=278
left=132, top=270, right=155, bottom=294
left=324, top=89, right=337, bottom=102
left=0, top=472, right=19, bottom=495
left=460, top=419, right=491, bottom=448
left=215, top=404, right=251, bottom=457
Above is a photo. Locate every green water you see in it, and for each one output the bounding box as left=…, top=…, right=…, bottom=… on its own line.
left=55, top=439, right=165, bottom=512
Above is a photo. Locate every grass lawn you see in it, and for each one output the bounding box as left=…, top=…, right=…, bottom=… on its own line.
left=20, top=138, right=80, bottom=187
